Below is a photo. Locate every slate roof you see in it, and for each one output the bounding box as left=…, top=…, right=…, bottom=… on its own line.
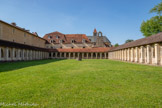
left=87, top=36, right=111, bottom=43
left=109, top=32, right=162, bottom=52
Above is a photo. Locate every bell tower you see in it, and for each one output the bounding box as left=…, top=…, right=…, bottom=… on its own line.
left=93, top=28, right=97, bottom=36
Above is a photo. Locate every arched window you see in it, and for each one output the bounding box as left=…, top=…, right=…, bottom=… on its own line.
left=71, top=39, right=75, bottom=43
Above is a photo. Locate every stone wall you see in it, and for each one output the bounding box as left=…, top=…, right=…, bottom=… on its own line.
left=0, top=21, right=46, bottom=48
left=108, top=43, right=162, bottom=66
left=0, top=46, right=49, bottom=62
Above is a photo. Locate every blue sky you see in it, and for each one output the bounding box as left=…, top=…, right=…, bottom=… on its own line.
left=0, top=0, right=161, bottom=44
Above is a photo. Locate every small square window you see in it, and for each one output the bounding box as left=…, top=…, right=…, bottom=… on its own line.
left=56, top=36, right=59, bottom=39
left=48, top=36, right=52, bottom=39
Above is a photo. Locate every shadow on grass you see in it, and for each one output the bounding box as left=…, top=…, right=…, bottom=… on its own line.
left=0, top=59, right=64, bottom=73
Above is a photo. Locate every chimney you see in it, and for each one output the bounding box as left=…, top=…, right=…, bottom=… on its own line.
left=11, top=22, right=16, bottom=26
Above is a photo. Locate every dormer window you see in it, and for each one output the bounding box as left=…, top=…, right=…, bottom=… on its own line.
left=71, top=39, right=75, bottom=43
left=48, top=36, right=52, bottom=39
left=59, top=40, right=64, bottom=43
left=82, top=39, right=86, bottom=43
left=56, top=35, right=59, bottom=39
left=50, top=40, right=55, bottom=43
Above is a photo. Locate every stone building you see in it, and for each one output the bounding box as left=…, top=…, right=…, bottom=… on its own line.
left=0, top=20, right=49, bottom=61
left=0, top=19, right=162, bottom=66
left=87, top=29, right=111, bottom=47
left=108, top=32, right=162, bottom=66
left=43, top=29, right=111, bottom=49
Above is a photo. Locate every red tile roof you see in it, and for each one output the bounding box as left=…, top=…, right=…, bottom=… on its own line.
left=50, top=47, right=111, bottom=53
left=43, top=31, right=91, bottom=44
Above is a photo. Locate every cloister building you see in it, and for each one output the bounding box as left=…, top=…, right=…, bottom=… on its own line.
left=0, top=20, right=162, bottom=66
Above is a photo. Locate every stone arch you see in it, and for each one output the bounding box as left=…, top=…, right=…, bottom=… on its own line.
left=98, top=31, right=102, bottom=37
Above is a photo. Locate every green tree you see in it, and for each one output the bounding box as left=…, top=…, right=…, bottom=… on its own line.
left=141, top=16, right=162, bottom=37
left=114, top=43, right=119, bottom=47
left=125, top=39, right=134, bottom=43
left=150, top=2, right=162, bottom=16
left=140, top=1, right=162, bottom=37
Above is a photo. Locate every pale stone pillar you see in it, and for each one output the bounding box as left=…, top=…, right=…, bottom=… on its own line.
left=55, top=52, right=58, bottom=59
left=122, top=50, right=124, bottom=61
left=22, top=49, right=25, bottom=60
left=131, top=48, right=134, bottom=62
left=124, top=50, right=127, bottom=61
left=155, top=44, right=160, bottom=65
left=0, top=47, right=1, bottom=61
left=96, top=53, right=98, bottom=59
left=91, top=53, right=93, bottom=59
left=105, top=53, right=107, bottom=59
left=127, top=48, right=130, bottom=61
left=5, top=47, right=9, bottom=61
left=64, top=52, right=66, bottom=58
left=140, top=46, right=144, bottom=63
left=146, top=45, right=151, bottom=64
left=100, top=53, right=102, bottom=59
left=82, top=53, right=84, bottom=59
left=73, top=53, right=75, bottom=59
left=30, top=50, right=32, bottom=60
left=135, top=47, right=139, bottom=62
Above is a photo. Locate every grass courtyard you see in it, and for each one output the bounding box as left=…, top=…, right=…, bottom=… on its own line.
left=0, top=59, right=162, bottom=108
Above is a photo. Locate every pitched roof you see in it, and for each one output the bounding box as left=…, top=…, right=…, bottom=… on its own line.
left=43, top=31, right=91, bottom=44
left=87, top=36, right=111, bottom=43
left=110, top=32, right=162, bottom=52
left=0, top=20, right=46, bottom=41
left=50, top=47, right=111, bottom=53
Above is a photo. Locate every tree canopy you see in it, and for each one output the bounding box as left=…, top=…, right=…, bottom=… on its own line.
left=140, top=1, right=162, bottom=37
left=141, top=16, right=162, bottom=37
left=150, top=2, right=162, bottom=15
left=114, top=43, right=119, bottom=47
left=125, top=39, right=134, bottom=43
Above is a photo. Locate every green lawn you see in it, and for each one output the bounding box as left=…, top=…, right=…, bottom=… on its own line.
left=0, top=59, right=162, bottom=108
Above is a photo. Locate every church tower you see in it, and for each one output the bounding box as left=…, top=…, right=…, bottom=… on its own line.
left=93, top=28, right=97, bottom=36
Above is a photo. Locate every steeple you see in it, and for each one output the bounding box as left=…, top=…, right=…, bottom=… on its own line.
left=93, top=28, right=97, bottom=36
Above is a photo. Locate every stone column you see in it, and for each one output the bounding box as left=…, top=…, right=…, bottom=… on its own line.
left=96, top=53, right=98, bottom=59
left=140, top=46, right=144, bottom=63
left=64, top=52, right=66, bottom=58
left=5, top=47, right=9, bottom=61
left=146, top=45, right=151, bottom=64
left=55, top=52, right=57, bottom=59
left=135, top=47, right=139, bottom=62
left=0, top=47, right=1, bottom=61
left=105, top=53, right=107, bottom=59
left=131, top=48, right=134, bottom=62
left=100, top=53, right=102, bottom=59
left=155, top=44, right=160, bottom=65
left=122, top=50, right=124, bottom=61
left=91, top=53, right=93, bottom=59
left=82, top=53, right=84, bottom=59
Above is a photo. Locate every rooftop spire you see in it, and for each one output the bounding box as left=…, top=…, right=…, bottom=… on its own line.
left=93, top=28, right=97, bottom=33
